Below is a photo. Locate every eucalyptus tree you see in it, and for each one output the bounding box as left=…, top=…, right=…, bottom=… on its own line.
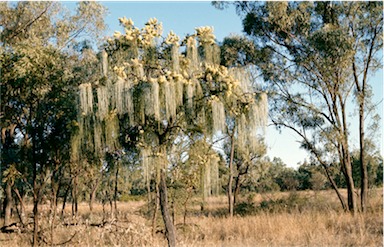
left=214, top=1, right=383, bottom=213
left=231, top=139, right=266, bottom=206
left=219, top=72, right=267, bottom=216
left=0, top=1, right=106, bottom=244
left=220, top=35, right=268, bottom=213
left=346, top=2, right=383, bottom=212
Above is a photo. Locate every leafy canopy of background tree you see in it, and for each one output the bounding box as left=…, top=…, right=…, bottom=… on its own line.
left=0, top=1, right=106, bottom=243
left=213, top=1, right=383, bottom=213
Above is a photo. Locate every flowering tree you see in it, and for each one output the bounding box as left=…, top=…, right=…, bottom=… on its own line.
left=73, top=17, right=267, bottom=246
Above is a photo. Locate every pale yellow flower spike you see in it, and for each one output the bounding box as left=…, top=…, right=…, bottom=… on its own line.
left=196, top=26, right=216, bottom=45
left=165, top=30, right=180, bottom=45
left=119, top=16, right=134, bottom=27
left=113, top=31, right=122, bottom=39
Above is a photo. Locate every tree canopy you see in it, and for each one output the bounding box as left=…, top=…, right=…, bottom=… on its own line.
left=214, top=1, right=383, bottom=212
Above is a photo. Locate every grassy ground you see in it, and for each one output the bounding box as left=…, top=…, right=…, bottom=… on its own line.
left=0, top=188, right=382, bottom=246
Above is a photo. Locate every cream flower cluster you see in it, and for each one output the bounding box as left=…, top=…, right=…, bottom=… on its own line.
left=113, top=17, right=162, bottom=46
left=204, top=64, right=229, bottom=81
left=115, top=17, right=141, bottom=42
left=124, top=27, right=140, bottom=42
left=141, top=18, right=163, bottom=46
left=147, top=70, right=185, bottom=85
left=195, top=26, right=215, bottom=45
left=185, top=36, right=197, bottom=48
left=147, top=75, right=167, bottom=84
left=113, top=66, right=127, bottom=79
left=113, top=31, right=122, bottom=39
left=209, top=95, right=220, bottom=102
left=112, top=19, right=216, bottom=50
left=130, top=58, right=142, bottom=68
left=118, top=16, right=134, bottom=27
left=203, top=64, right=238, bottom=96
left=165, top=31, right=180, bottom=46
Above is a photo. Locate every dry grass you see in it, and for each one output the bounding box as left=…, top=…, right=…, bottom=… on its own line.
left=0, top=188, right=382, bottom=246
left=179, top=210, right=381, bottom=247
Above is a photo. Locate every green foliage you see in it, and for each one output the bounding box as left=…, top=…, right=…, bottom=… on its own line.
left=216, top=1, right=383, bottom=212
left=258, top=192, right=337, bottom=213
left=375, top=161, right=383, bottom=187
left=233, top=190, right=342, bottom=215
left=0, top=2, right=107, bottom=235
left=234, top=201, right=257, bottom=216
left=120, top=194, right=145, bottom=202
left=351, top=147, right=383, bottom=188
left=220, top=35, right=258, bottom=67
left=1, top=0, right=107, bottom=164
left=309, top=171, right=327, bottom=191
left=241, top=157, right=336, bottom=193
left=297, top=161, right=327, bottom=190
left=275, top=168, right=300, bottom=191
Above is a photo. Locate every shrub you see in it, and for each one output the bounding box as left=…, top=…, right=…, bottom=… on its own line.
left=120, top=194, right=144, bottom=202
left=235, top=201, right=257, bottom=216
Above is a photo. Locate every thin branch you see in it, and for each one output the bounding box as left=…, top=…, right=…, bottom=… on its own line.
left=4, top=3, right=52, bottom=43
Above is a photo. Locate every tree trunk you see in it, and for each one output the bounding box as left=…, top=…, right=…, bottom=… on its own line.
left=72, top=175, right=78, bottom=218
left=151, top=181, right=159, bottom=237
left=227, top=134, right=235, bottom=217
left=233, top=175, right=242, bottom=206
left=32, top=179, right=40, bottom=247
left=50, top=177, right=58, bottom=219
left=171, top=192, right=175, bottom=226
left=33, top=199, right=39, bottom=247
left=147, top=177, right=151, bottom=214
left=352, top=27, right=376, bottom=213
left=321, top=164, right=348, bottom=211
left=50, top=184, right=58, bottom=247
left=89, top=179, right=100, bottom=212
left=13, top=188, right=26, bottom=225
left=109, top=198, right=114, bottom=217
left=0, top=193, right=3, bottom=219
left=3, top=181, right=13, bottom=228
left=32, top=130, right=39, bottom=246
left=61, top=182, right=71, bottom=218
left=344, top=153, right=357, bottom=213
left=114, top=166, right=119, bottom=212
left=182, top=189, right=192, bottom=225
left=359, top=102, right=368, bottom=212
left=152, top=185, right=160, bottom=236
left=159, top=169, right=176, bottom=247
left=201, top=168, right=206, bottom=212
left=13, top=196, right=22, bottom=226
left=340, top=99, right=357, bottom=213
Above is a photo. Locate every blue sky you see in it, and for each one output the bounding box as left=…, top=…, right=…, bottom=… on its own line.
left=64, top=1, right=383, bottom=168
left=101, top=2, right=242, bottom=41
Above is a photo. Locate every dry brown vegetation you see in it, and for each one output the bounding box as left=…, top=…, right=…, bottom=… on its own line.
left=0, top=188, right=382, bottom=246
